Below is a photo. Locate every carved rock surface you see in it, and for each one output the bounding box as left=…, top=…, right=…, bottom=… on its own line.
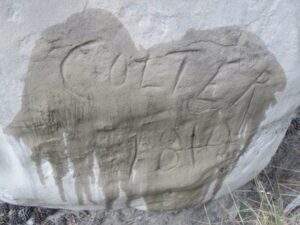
left=2, top=9, right=286, bottom=210
left=0, top=1, right=299, bottom=211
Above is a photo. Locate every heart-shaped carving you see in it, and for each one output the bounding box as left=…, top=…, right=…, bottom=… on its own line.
left=5, top=9, right=286, bottom=210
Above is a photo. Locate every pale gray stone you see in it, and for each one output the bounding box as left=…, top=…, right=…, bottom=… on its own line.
left=4, top=9, right=286, bottom=210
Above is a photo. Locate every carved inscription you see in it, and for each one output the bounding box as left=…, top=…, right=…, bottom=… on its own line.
left=4, top=9, right=286, bottom=210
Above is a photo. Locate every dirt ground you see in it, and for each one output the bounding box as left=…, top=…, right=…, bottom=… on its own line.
left=0, top=108, right=299, bottom=225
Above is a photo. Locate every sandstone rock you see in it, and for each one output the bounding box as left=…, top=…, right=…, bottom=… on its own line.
left=0, top=0, right=299, bottom=211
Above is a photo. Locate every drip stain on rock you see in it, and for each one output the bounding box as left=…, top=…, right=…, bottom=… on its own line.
left=4, top=9, right=286, bottom=210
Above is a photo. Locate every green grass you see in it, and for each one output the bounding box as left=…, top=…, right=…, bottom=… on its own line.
left=199, top=176, right=300, bottom=225
left=237, top=179, right=285, bottom=225
left=234, top=178, right=299, bottom=225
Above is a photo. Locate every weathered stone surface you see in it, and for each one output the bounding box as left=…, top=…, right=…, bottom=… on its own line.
left=1, top=0, right=300, bottom=212
left=3, top=9, right=286, bottom=210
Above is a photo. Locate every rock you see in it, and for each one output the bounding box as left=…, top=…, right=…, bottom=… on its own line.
left=0, top=0, right=299, bottom=211
left=2, top=9, right=286, bottom=210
